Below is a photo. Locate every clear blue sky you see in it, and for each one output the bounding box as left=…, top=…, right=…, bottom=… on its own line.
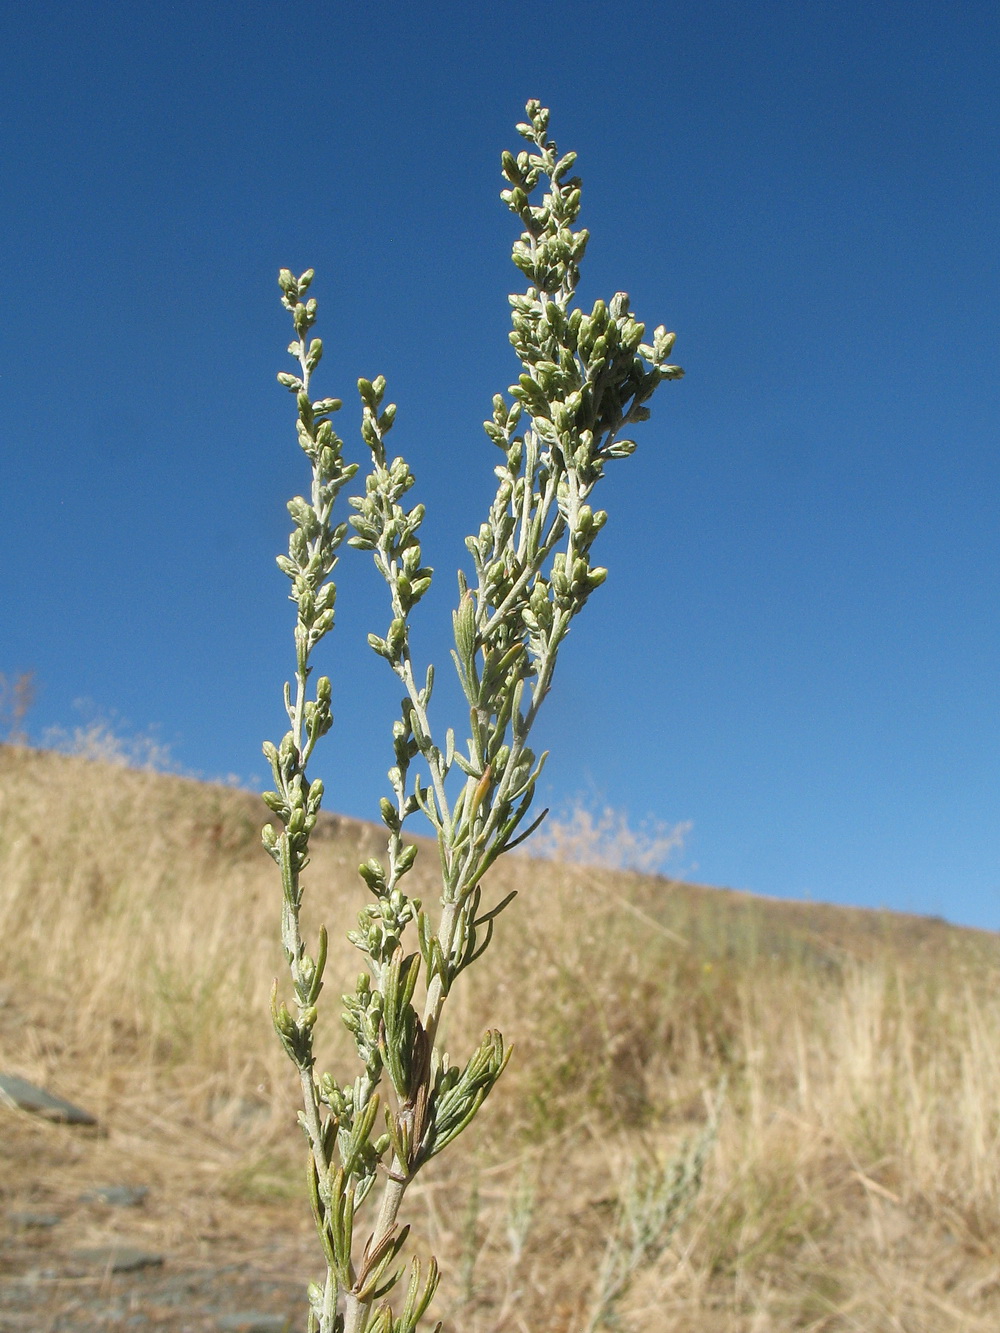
left=3, top=1, right=999, bottom=929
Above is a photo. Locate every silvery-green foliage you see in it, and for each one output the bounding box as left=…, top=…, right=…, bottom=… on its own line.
left=585, top=1096, right=722, bottom=1332
left=263, top=101, right=682, bottom=1333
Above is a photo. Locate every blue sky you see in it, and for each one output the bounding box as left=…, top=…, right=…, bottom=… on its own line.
left=3, top=1, right=999, bottom=929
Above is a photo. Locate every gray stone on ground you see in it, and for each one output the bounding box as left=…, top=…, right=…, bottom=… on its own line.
left=7, top=1211, right=61, bottom=1228
left=0, top=1072, right=98, bottom=1125
left=81, top=1184, right=149, bottom=1207
left=71, top=1247, right=165, bottom=1273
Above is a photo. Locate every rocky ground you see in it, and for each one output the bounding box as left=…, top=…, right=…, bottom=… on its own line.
left=0, top=1073, right=317, bottom=1333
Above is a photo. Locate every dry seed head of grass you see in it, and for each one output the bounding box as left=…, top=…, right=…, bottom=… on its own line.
left=3, top=744, right=1000, bottom=1329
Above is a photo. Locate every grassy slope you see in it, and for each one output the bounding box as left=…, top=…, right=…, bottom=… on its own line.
left=2, top=743, right=1000, bottom=1330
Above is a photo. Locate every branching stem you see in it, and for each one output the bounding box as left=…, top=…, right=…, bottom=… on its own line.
left=263, top=101, right=682, bottom=1333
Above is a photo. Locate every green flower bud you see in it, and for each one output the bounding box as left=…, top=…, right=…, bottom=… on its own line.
left=453, top=591, right=477, bottom=669
left=396, top=844, right=418, bottom=874
left=380, top=797, right=400, bottom=832
left=272, top=997, right=296, bottom=1039
left=359, top=859, right=386, bottom=892
left=386, top=618, right=407, bottom=656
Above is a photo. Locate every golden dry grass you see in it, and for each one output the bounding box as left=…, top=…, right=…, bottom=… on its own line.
left=3, top=743, right=1000, bottom=1330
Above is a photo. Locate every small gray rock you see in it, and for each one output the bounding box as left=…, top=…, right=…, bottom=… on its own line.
left=8, top=1211, right=61, bottom=1228
left=72, top=1247, right=165, bottom=1273
left=0, top=1072, right=97, bottom=1125
left=81, top=1185, right=149, bottom=1207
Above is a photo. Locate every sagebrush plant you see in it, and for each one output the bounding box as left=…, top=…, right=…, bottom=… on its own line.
left=584, top=1109, right=720, bottom=1333
left=262, top=101, right=682, bottom=1333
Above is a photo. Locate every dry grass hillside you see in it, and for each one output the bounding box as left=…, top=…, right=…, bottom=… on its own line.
left=2, top=744, right=1000, bottom=1330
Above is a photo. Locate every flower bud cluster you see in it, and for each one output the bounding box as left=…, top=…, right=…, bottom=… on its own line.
left=426, top=105, right=686, bottom=957
left=273, top=278, right=358, bottom=677
left=503, top=99, right=587, bottom=297
left=501, top=110, right=682, bottom=485
left=340, top=973, right=384, bottom=1083
left=348, top=376, right=433, bottom=616
left=265, top=275, right=430, bottom=1331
